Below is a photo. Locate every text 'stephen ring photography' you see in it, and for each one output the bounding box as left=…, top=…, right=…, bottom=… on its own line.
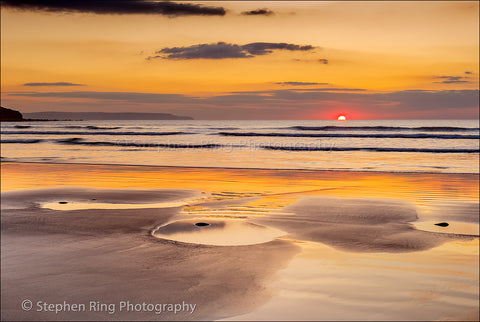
left=0, top=0, right=479, bottom=321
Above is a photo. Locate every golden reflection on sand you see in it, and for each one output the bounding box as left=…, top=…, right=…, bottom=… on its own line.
left=42, top=199, right=197, bottom=211
left=152, top=218, right=287, bottom=246
left=2, top=163, right=478, bottom=231
left=2, top=163, right=478, bottom=202
left=413, top=221, right=480, bottom=236
left=1, top=162, right=479, bottom=320
left=225, top=239, right=479, bottom=321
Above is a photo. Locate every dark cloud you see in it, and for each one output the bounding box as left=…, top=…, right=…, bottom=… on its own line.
left=465, top=71, right=473, bottom=75
left=241, top=8, right=274, bottom=16
left=229, top=88, right=366, bottom=95
left=151, top=42, right=252, bottom=60
left=293, top=88, right=366, bottom=92
left=292, top=58, right=329, bottom=64
left=275, top=82, right=329, bottom=86
left=23, top=82, right=85, bottom=87
left=8, top=89, right=478, bottom=115
left=149, top=41, right=316, bottom=60
left=206, top=89, right=479, bottom=119
left=434, top=75, right=470, bottom=84
left=242, top=42, right=315, bottom=55
left=438, top=80, right=469, bottom=84
left=7, top=87, right=478, bottom=120
left=9, top=91, right=196, bottom=104
left=369, top=90, right=479, bottom=117
left=0, top=0, right=226, bottom=16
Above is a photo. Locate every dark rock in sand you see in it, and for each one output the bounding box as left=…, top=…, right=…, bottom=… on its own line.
left=434, top=222, right=449, bottom=227
left=195, top=222, right=210, bottom=227
left=58, top=201, right=68, bottom=204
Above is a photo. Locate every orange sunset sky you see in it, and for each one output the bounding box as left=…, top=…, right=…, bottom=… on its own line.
left=1, top=1, right=479, bottom=119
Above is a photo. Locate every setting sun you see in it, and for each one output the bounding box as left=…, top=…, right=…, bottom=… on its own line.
left=337, top=115, right=347, bottom=121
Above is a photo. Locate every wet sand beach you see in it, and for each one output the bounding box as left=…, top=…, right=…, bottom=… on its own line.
left=1, top=162, right=479, bottom=321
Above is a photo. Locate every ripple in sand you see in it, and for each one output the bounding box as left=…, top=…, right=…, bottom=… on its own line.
left=412, top=221, right=479, bottom=236
left=152, top=218, right=286, bottom=246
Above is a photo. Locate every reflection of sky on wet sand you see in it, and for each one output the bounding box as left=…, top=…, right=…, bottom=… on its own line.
left=152, top=218, right=286, bottom=246
left=2, top=163, right=479, bottom=320
left=2, top=163, right=478, bottom=203
left=413, top=221, right=479, bottom=236
left=42, top=199, right=194, bottom=210
left=4, top=163, right=477, bottom=225
left=224, top=239, right=479, bottom=321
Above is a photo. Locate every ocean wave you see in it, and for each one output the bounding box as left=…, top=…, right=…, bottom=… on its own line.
left=262, top=146, right=479, bottom=153
left=1, top=130, right=190, bottom=136
left=288, top=126, right=480, bottom=132
left=56, top=138, right=225, bottom=149
left=208, top=127, right=240, bottom=130
left=63, top=125, right=122, bottom=130
left=218, top=132, right=479, bottom=139
left=1, top=139, right=43, bottom=143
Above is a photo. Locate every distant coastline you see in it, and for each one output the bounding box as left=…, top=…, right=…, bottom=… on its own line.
left=1, top=107, right=194, bottom=122
left=23, top=111, right=194, bottom=121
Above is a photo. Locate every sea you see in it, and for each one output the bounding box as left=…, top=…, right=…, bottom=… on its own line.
left=1, top=119, right=479, bottom=173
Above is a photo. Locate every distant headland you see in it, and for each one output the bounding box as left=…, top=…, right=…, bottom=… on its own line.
left=1, top=106, right=24, bottom=121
